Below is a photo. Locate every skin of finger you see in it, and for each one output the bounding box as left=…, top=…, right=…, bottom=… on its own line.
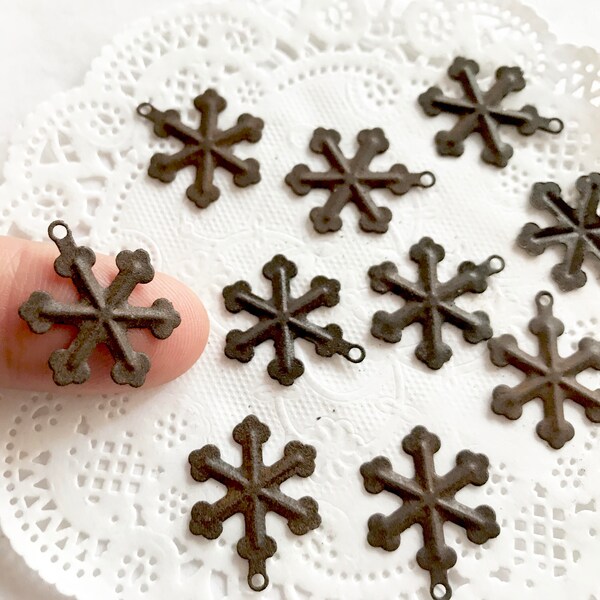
left=0, top=236, right=209, bottom=391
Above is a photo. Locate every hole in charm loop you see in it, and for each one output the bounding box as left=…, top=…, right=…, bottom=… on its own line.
left=487, top=255, right=505, bottom=274
left=535, top=290, right=553, bottom=308
left=548, top=118, right=564, bottom=133
left=345, top=344, right=366, bottom=363
left=420, top=171, right=436, bottom=188
left=136, top=102, right=153, bottom=117
left=431, top=582, right=451, bottom=600
left=249, top=572, right=268, bottom=592
left=48, top=220, right=70, bottom=242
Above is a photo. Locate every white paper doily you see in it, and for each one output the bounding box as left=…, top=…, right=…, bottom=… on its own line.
left=1, top=1, right=599, bottom=599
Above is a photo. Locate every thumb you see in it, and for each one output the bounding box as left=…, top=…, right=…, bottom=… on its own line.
left=0, top=234, right=209, bottom=391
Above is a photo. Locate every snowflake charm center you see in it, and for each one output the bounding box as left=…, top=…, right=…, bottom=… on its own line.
left=97, top=305, right=116, bottom=324
left=421, top=491, right=439, bottom=509
left=244, top=484, right=262, bottom=499
left=545, top=368, right=563, bottom=384
left=277, top=311, right=291, bottom=325
left=343, top=171, right=357, bottom=185
left=421, top=292, right=441, bottom=309
left=198, top=137, right=214, bottom=152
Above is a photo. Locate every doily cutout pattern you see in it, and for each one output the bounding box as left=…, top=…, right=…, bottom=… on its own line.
left=1, top=1, right=600, bottom=599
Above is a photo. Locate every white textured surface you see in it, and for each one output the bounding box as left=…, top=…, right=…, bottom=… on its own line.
left=0, top=1, right=599, bottom=599
left=0, top=0, right=598, bottom=171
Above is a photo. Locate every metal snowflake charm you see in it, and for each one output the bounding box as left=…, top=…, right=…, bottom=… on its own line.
left=418, top=57, right=563, bottom=167
left=518, top=173, right=600, bottom=291
left=137, top=89, right=264, bottom=208
left=488, top=291, right=600, bottom=449
left=223, top=254, right=365, bottom=385
left=368, top=237, right=504, bottom=369
left=361, top=426, right=500, bottom=600
left=188, top=414, right=321, bottom=592
left=19, top=221, right=181, bottom=387
left=285, top=127, right=435, bottom=233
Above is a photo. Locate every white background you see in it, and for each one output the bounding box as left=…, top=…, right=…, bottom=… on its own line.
left=0, top=1, right=597, bottom=598
left=0, top=0, right=597, bottom=176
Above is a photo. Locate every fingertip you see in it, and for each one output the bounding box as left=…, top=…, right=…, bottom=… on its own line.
left=0, top=236, right=210, bottom=392
left=139, top=271, right=210, bottom=388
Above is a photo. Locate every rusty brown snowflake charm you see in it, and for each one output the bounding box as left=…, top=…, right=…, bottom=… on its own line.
left=418, top=57, right=563, bottom=167
left=369, top=237, right=504, bottom=369
left=518, top=173, right=600, bottom=291
left=285, top=127, right=434, bottom=233
left=19, top=221, right=181, bottom=387
left=223, top=254, right=365, bottom=385
left=137, top=89, right=264, bottom=208
left=488, top=291, right=600, bottom=448
left=361, top=426, right=500, bottom=600
left=189, top=414, right=321, bottom=591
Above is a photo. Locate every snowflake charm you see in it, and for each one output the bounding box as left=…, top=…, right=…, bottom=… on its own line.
left=488, top=291, right=600, bottom=449
left=418, top=57, right=563, bottom=167
left=223, top=254, right=365, bottom=385
left=18, top=221, right=181, bottom=387
left=361, top=426, right=500, bottom=600
left=137, top=89, right=264, bottom=208
left=285, top=127, right=435, bottom=233
left=188, top=414, right=321, bottom=591
left=368, top=237, right=504, bottom=369
left=518, top=173, right=600, bottom=291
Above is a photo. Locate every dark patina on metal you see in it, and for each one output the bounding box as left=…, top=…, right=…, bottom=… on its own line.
left=223, top=254, right=365, bottom=386
left=518, top=173, right=600, bottom=291
left=418, top=57, right=563, bottom=167
left=137, top=89, right=264, bottom=208
left=369, top=237, right=504, bottom=369
left=361, top=426, right=500, bottom=600
left=285, top=127, right=435, bottom=233
left=489, top=291, right=600, bottom=449
left=188, top=414, right=321, bottom=592
left=19, top=220, right=181, bottom=387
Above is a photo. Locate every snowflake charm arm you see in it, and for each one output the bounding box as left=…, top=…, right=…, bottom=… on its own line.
left=18, top=221, right=181, bottom=387
left=223, top=254, right=365, bottom=385
left=368, top=237, right=504, bottom=369
left=188, top=415, right=321, bottom=591
left=285, top=127, right=434, bottom=233
left=137, top=89, right=263, bottom=208
left=488, top=291, right=600, bottom=448
left=418, top=57, right=563, bottom=167
left=361, top=426, right=500, bottom=600
left=518, top=173, right=600, bottom=291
